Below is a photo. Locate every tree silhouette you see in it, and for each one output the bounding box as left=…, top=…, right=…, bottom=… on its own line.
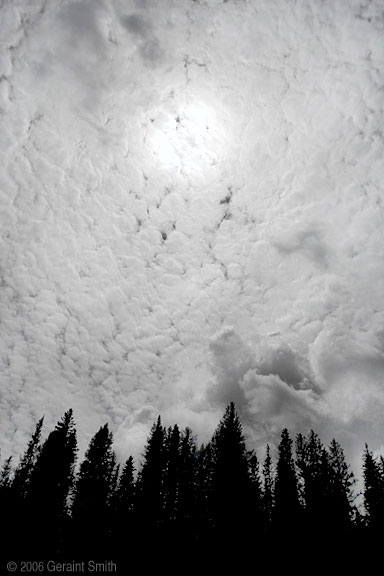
left=111, top=456, right=136, bottom=562
left=363, top=444, right=384, bottom=533
left=26, top=410, right=77, bottom=557
left=135, top=416, right=166, bottom=547
left=71, top=423, right=116, bottom=558
left=210, top=402, right=252, bottom=546
left=262, top=444, right=274, bottom=530
left=163, top=424, right=181, bottom=526
left=328, top=438, right=355, bottom=532
left=195, top=442, right=214, bottom=542
left=12, top=417, right=44, bottom=499
left=295, top=430, right=330, bottom=534
left=1, top=401, right=384, bottom=566
left=274, top=428, right=300, bottom=535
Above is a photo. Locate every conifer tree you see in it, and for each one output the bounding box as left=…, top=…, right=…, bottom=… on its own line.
left=178, top=427, right=198, bottom=532
left=3, top=418, right=44, bottom=560
left=163, top=424, right=181, bottom=525
left=247, top=449, right=263, bottom=535
left=0, top=456, right=13, bottom=489
left=262, top=444, right=274, bottom=529
left=295, top=430, right=330, bottom=532
left=274, top=428, right=300, bottom=534
left=195, top=442, right=214, bottom=541
left=116, top=456, right=135, bottom=516
left=26, top=410, right=77, bottom=557
left=71, top=423, right=116, bottom=558
left=363, top=444, right=384, bottom=532
left=111, top=456, right=136, bottom=560
left=12, top=417, right=44, bottom=499
left=210, top=402, right=252, bottom=543
left=328, top=438, right=355, bottom=531
left=135, top=416, right=166, bottom=534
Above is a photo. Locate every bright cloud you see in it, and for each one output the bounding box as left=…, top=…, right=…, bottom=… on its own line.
left=0, top=0, right=384, bottom=475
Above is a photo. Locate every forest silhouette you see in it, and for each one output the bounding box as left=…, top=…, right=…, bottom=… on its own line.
left=1, top=402, right=383, bottom=571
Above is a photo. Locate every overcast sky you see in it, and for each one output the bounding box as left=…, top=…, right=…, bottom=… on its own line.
left=1, top=0, right=384, bottom=477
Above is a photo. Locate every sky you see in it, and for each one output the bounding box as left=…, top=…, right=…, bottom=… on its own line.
left=1, top=0, right=384, bottom=478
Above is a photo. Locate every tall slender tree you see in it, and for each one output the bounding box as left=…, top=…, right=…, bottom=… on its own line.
left=111, top=456, right=136, bottom=561
left=328, top=438, right=355, bottom=531
left=262, top=444, right=274, bottom=530
left=295, top=430, right=330, bottom=532
left=209, top=402, right=252, bottom=545
left=178, top=427, right=198, bottom=535
left=26, top=410, right=77, bottom=557
left=163, top=424, right=181, bottom=526
left=195, top=442, right=214, bottom=542
left=12, top=417, right=44, bottom=499
left=274, top=428, right=300, bottom=535
left=71, top=423, right=116, bottom=558
left=135, top=416, right=166, bottom=542
left=363, top=444, right=384, bottom=532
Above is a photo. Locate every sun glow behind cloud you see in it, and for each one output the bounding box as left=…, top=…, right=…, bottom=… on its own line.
left=146, top=98, right=230, bottom=176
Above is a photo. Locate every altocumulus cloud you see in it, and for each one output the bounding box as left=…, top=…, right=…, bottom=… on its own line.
left=0, top=0, right=384, bottom=474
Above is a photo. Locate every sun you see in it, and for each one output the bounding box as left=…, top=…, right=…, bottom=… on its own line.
left=147, top=99, right=227, bottom=176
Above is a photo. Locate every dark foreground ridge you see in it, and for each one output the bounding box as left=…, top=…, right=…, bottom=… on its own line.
left=1, top=403, right=383, bottom=573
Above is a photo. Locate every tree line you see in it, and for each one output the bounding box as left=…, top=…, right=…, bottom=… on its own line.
left=1, top=402, right=383, bottom=567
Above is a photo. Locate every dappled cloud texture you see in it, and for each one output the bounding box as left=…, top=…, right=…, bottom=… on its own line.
left=1, top=0, right=384, bottom=469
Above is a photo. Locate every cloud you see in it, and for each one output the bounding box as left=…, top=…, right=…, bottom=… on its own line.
left=0, top=0, right=384, bottom=481
left=121, top=12, right=165, bottom=67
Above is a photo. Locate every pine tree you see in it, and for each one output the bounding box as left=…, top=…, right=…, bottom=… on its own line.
left=0, top=456, right=13, bottom=489
left=3, top=418, right=44, bottom=561
left=328, top=438, right=355, bottom=531
left=262, top=444, right=274, bottom=530
left=111, top=456, right=136, bottom=561
left=135, top=416, right=166, bottom=543
left=274, top=428, right=300, bottom=535
left=247, top=449, right=263, bottom=535
left=12, top=417, right=44, bottom=499
left=195, top=442, right=215, bottom=542
left=71, top=423, right=116, bottom=558
left=163, top=424, right=181, bottom=525
left=26, top=410, right=77, bottom=557
left=116, top=456, right=135, bottom=516
left=178, top=427, right=198, bottom=533
left=209, top=402, right=252, bottom=545
left=363, top=444, right=384, bottom=532
left=295, top=430, right=330, bottom=533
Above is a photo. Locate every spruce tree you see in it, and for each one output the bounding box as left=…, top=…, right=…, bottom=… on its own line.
left=274, top=428, right=300, bottom=535
left=195, top=441, right=216, bottom=549
left=0, top=456, right=13, bottom=489
left=71, top=423, right=116, bottom=558
left=295, top=430, right=330, bottom=533
left=178, top=427, right=198, bottom=534
left=3, top=417, right=44, bottom=561
left=363, top=444, right=384, bottom=532
left=328, top=438, right=355, bottom=531
left=247, top=449, right=263, bottom=535
left=135, top=416, right=166, bottom=545
left=163, top=424, right=181, bottom=526
left=116, top=456, right=135, bottom=516
left=209, top=402, right=252, bottom=545
left=262, top=444, right=274, bottom=530
left=26, top=410, right=77, bottom=557
left=111, top=456, right=136, bottom=561
left=12, top=417, right=44, bottom=498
